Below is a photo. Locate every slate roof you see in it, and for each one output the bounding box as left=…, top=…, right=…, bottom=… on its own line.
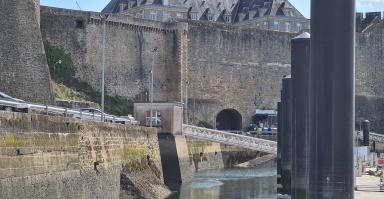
left=102, top=0, right=306, bottom=22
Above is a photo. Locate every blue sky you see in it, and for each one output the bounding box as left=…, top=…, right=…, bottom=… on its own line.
left=41, top=0, right=384, bottom=18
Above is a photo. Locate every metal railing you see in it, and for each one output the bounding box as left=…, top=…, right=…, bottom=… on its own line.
left=0, top=99, right=137, bottom=124
left=356, top=131, right=384, bottom=143
left=182, top=124, right=277, bottom=154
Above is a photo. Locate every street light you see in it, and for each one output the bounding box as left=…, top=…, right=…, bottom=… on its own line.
left=185, top=80, right=189, bottom=124
left=100, top=14, right=109, bottom=122
left=149, top=47, right=157, bottom=127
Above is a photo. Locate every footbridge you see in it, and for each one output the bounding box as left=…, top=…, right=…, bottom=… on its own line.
left=182, top=124, right=277, bottom=154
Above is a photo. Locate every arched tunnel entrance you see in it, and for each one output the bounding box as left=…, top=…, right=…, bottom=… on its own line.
left=216, top=109, right=242, bottom=131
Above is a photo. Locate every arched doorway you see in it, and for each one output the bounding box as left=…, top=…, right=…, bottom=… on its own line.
left=216, top=109, right=242, bottom=131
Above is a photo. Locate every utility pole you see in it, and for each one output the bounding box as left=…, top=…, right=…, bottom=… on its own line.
left=100, top=14, right=109, bottom=122
left=185, top=80, right=189, bottom=124
left=150, top=47, right=157, bottom=127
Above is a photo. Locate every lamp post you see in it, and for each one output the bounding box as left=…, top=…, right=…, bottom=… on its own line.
left=150, top=47, right=157, bottom=127
left=100, top=14, right=109, bottom=122
left=185, top=80, right=189, bottom=124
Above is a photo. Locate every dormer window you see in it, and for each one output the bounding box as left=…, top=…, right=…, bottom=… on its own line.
left=207, top=14, right=214, bottom=21
left=224, top=15, right=231, bottom=23
left=296, top=23, right=302, bottom=32
left=191, top=13, right=198, bottom=20
left=119, top=3, right=126, bottom=12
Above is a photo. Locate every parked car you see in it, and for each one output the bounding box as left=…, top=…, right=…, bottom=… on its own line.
left=0, top=92, right=29, bottom=113
left=118, top=114, right=139, bottom=125
left=72, top=108, right=113, bottom=122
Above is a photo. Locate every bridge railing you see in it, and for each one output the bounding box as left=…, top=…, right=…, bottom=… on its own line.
left=0, top=99, right=136, bottom=124
left=356, top=131, right=384, bottom=143
left=182, top=124, right=277, bottom=154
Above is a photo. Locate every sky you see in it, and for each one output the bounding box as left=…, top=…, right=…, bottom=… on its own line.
left=41, top=0, right=384, bottom=19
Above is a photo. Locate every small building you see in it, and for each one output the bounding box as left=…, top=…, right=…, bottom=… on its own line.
left=252, top=109, right=277, bottom=128
left=134, top=102, right=183, bottom=134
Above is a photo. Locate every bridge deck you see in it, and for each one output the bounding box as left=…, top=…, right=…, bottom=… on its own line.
left=182, top=124, right=277, bottom=154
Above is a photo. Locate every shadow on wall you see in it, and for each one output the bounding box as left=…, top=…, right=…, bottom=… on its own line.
left=356, top=95, right=384, bottom=133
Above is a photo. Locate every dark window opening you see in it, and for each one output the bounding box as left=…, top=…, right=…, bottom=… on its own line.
left=75, top=19, right=84, bottom=29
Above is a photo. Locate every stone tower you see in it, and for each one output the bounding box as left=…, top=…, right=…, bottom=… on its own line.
left=0, top=0, right=53, bottom=104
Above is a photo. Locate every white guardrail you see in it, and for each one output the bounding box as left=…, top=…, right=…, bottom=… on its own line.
left=0, top=99, right=135, bottom=124
left=183, top=124, right=278, bottom=154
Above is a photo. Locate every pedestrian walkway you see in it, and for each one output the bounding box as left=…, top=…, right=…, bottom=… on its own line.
left=355, top=175, right=384, bottom=199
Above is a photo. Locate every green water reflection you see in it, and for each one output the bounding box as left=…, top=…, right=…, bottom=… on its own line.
left=168, top=163, right=276, bottom=199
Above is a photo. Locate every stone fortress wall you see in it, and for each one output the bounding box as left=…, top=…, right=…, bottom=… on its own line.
left=0, top=111, right=167, bottom=199
left=39, top=5, right=384, bottom=132
left=0, top=0, right=53, bottom=104
left=40, top=6, right=186, bottom=103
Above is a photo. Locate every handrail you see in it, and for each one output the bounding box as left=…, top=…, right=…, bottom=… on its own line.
left=0, top=99, right=137, bottom=124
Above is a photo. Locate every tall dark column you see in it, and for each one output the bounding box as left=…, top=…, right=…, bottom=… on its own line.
left=291, top=32, right=311, bottom=198
left=281, top=76, right=292, bottom=194
left=309, top=0, right=355, bottom=198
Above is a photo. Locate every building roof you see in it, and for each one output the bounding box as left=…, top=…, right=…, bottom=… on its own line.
left=102, top=0, right=306, bottom=23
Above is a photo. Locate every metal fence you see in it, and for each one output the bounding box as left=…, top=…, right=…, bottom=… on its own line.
left=0, top=99, right=137, bottom=124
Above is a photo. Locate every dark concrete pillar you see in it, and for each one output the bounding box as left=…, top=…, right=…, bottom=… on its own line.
left=291, top=32, right=311, bottom=198
left=363, top=120, right=370, bottom=147
left=309, top=0, right=355, bottom=198
left=281, top=76, right=292, bottom=194
left=277, top=102, right=282, bottom=186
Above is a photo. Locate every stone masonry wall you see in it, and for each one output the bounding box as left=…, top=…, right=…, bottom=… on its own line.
left=40, top=6, right=182, bottom=102
left=0, top=0, right=53, bottom=104
left=0, top=111, right=167, bottom=199
left=356, top=22, right=384, bottom=132
left=186, top=21, right=292, bottom=128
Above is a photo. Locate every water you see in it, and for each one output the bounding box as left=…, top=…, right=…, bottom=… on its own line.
left=167, top=164, right=277, bottom=199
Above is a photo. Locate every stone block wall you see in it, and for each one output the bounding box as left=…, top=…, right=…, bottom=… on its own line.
left=40, top=7, right=183, bottom=102
left=356, top=22, right=384, bottom=132
left=0, top=111, right=167, bottom=199
left=186, top=21, right=292, bottom=128
left=0, top=0, right=53, bottom=104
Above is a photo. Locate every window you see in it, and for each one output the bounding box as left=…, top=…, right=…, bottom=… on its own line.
left=176, top=13, right=183, bottom=19
left=224, top=15, right=231, bottom=23
left=191, top=13, right=198, bottom=20
left=75, top=19, right=84, bottom=29
left=149, top=11, right=157, bottom=21
left=163, top=0, right=169, bottom=6
left=264, top=21, right=268, bottom=27
left=207, top=14, right=213, bottom=21
left=273, top=21, right=279, bottom=31
left=163, top=12, right=169, bottom=22
left=285, top=22, right=291, bottom=32
left=296, top=23, right=302, bottom=32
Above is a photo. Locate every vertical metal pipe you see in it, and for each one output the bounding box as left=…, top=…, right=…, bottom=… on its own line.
left=185, top=81, right=189, bottom=124
left=362, top=120, right=370, bottom=147
left=281, top=76, right=292, bottom=195
left=150, top=52, right=155, bottom=127
left=309, top=0, right=355, bottom=198
left=277, top=102, right=282, bottom=187
left=291, top=32, right=310, bottom=198
left=101, top=16, right=107, bottom=122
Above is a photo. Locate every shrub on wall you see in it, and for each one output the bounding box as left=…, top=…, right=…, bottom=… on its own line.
left=43, top=41, right=133, bottom=116
left=44, top=41, right=76, bottom=84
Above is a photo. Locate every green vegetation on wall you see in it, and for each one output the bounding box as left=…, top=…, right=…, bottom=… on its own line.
left=44, top=41, right=76, bottom=84
left=44, top=41, right=133, bottom=116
